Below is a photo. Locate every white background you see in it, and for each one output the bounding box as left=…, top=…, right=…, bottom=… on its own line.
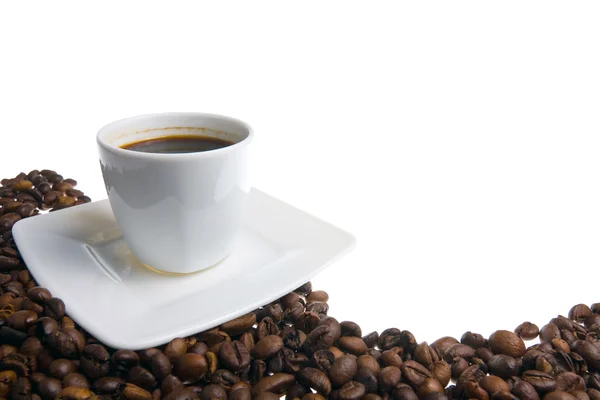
left=1, top=2, right=600, bottom=346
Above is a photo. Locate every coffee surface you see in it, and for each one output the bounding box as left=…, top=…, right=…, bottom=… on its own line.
left=121, top=135, right=234, bottom=153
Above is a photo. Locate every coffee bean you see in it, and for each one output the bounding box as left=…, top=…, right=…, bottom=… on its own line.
left=355, top=366, right=378, bottom=393
left=317, top=317, right=342, bottom=342
left=462, top=331, right=487, bottom=349
left=49, top=358, right=78, bottom=379
left=174, top=354, right=206, bottom=383
left=47, top=328, right=85, bottom=359
left=149, top=352, right=172, bottom=380
left=258, top=317, right=281, bottom=339
left=572, top=340, right=600, bottom=369
left=294, top=282, right=313, bottom=296
left=414, top=342, right=439, bottom=370
left=62, top=373, right=90, bottom=389
left=219, top=340, right=250, bottom=372
left=306, top=301, right=329, bottom=314
left=43, top=297, right=66, bottom=319
left=522, top=370, right=557, bottom=393
left=378, top=365, right=402, bottom=392
left=511, top=379, right=540, bottom=400
left=11, top=376, right=32, bottom=400
left=286, top=382, right=311, bottom=400
left=432, top=360, right=451, bottom=387
left=281, top=292, right=302, bottom=310
left=341, top=321, right=362, bottom=338
left=402, top=360, right=432, bottom=388
left=165, top=338, right=189, bottom=362
left=380, top=348, right=403, bottom=368
left=481, top=375, right=511, bottom=394
left=540, top=323, right=562, bottom=343
left=443, top=343, right=476, bottom=362
left=544, top=391, right=578, bottom=400
left=332, top=381, right=366, bottom=400
left=8, top=310, right=38, bottom=331
left=197, top=384, right=227, bottom=400
left=431, top=336, right=459, bottom=358
left=489, top=331, right=525, bottom=359
left=328, top=355, right=358, bottom=388
left=27, top=287, right=52, bottom=304
left=251, top=373, right=296, bottom=396
left=221, top=313, right=256, bottom=336
left=252, top=335, right=284, bottom=360
left=305, top=325, right=336, bottom=355
left=569, top=305, right=593, bottom=322
left=362, top=331, right=379, bottom=348
left=488, top=354, right=518, bottom=379
left=339, top=336, right=368, bottom=356
left=307, top=291, right=329, bottom=303
left=297, top=367, right=332, bottom=395
left=515, top=322, right=539, bottom=341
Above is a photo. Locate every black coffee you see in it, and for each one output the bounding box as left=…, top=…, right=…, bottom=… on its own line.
left=121, top=135, right=235, bottom=153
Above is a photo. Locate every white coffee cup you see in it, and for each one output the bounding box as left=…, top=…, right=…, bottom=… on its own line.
left=97, top=112, right=253, bottom=274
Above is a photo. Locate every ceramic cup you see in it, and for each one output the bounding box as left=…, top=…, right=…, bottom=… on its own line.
left=97, top=112, right=253, bottom=274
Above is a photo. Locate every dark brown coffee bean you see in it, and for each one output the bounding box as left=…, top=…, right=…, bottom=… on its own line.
left=165, top=338, right=189, bottom=362
left=112, top=349, right=140, bottom=375
left=286, top=382, right=311, bottom=400
left=511, top=379, right=541, bottom=400
left=188, top=342, right=209, bottom=355
left=62, top=373, right=89, bottom=389
left=219, top=340, right=250, bottom=372
left=488, top=354, right=518, bottom=379
left=0, top=213, right=21, bottom=234
left=162, top=387, right=199, bottom=400
left=402, top=360, right=432, bottom=388
left=480, top=375, right=511, bottom=394
left=146, top=352, right=171, bottom=380
left=339, top=336, right=368, bottom=356
left=306, top=301, right=329, bottom=314
left=160, top=375, right=183, bottom=396
left=297, top=367, right=332, bottom=395
left=432, top=360, right=451, bottom=387
left=418, top=377, right=445, bottom=398
left=361, top=331, right=379, bottom=349
left=378, top=365, right=402, bottom=392
left=522, top=370, right=556, bottom=393
left=430, top=336, right=459, bottom=359
left=49, top=358, right=78, bottom=379
left=257, top=303, right=284, bottom=323
left=57, top=386, right=94, bottom=400
left=443, top=343, right=475, bottom=362
left=26, top=287, right=51, bottom=304
left=572, top=340, right=600, bottom=369
left=328, top=355, right=358, bottom=388
left=305, top=325, right=336, bottom=355
left=489, top=330, right=526, bottom=357
left=464, top=380, right=490, bottom=400
left=355, top=367, right=378, bottom=393
left=332, top=381, right=366, bottom=400
left=220, top=313, right=256, bottom=336
left=317, top=317, right=342, bottom=342
left=294, top=282, right=312, bottom=296
left=47, top=328, right=85, bottom=359
left=198, top=384, right=227, bottom=400
left=461, top=332, right=487, bottom=349
left=38, top=377, right=62, bottom=400
left=127, top=366, right=156, bottom=391
left=281, top=292, right=302, bottom=310
left=569, top=304, right=593, bottom=322
left=554, top=372, right=585, bottom=392
left=33, top=317, right=59, bottom=338
left=380, top=348, right=403, bottom=368
left=8, top=310, right=38, bottom=331
left=79, top=344, right=110, bottom=379
left=251, top=373, right=296, bottom=396
left=414, top=342, right=440, bottom=370
left=280, top=326, right=307, bottom=351
left=19, top=336, right=42, bottom=357
left=392, top=384, right=419, bottom=400
left=543, top=391, right=578, bottom=400
left=250, top=359, right=267, bottom=384
left=257, top=317, right=281, bottom=339
left=252, top=335, right=284, bottom=360
left=136, top=348, right=159, bottom=364
left=295, top=311, right=321, bottom=333
left=540, top=323, right=562, bottom=343
left=43, top=297, right=65, bottom=319
left=515, top=322, right=539, bottom=341
left=341, top=321, right=362, bottom=338
left=174, top=353, right=206, bottom=383
left=307, top=290, right=329, bottom=303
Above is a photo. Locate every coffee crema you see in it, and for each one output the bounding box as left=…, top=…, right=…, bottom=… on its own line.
left=120, top=135, right=235, bottom=154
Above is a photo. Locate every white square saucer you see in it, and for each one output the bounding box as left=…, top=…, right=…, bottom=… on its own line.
left=13, top=189, right=355, bottom=350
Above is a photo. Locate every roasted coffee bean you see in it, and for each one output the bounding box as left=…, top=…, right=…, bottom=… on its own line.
left=188, top=342, right=209, bottom=356
left=27, top=287, right=52, bottom=304
left=341, top=321, right=362, bottom=338
left=488, top=354, right=518, bottom=379
left=43, top=297, right=65, bottom=319
left=220, top=313, right=256, bottom=336
left=317, top=317, right=342, bottom=342
left=481, top=375, right=511, bottom=394
left=379, top=365, right=402, bottom=392
left=112, top=349, right=140, bottom=375
left=281, top=326, right=307, bottom=350
left=392, top=384, right=419, bottom=400
left=34, top=317, right=59, bottom=337
left=80, top=344, right=110, bottom=378
left=432, top=360, right=451, bottom=387
left=62, top=373, right=90, bottom=389
left=461, top=332, right=487, bottom=349
left=281, top=292, right=302, bottom=310
left=331, top=381, right=366, bottom=400
left=312, top=349, right=336, bottom=372
left=11, top=377, right=32, bottom=400
left=294, top=282, right=313, bottom=296
left=329, top=355, right=358, bottom=388
left=128, top=366, right=157, bottom=391
left=19, top=336, right=43, bottom=357
left=330, top=346, right=346, bottom=359
left=305, top=325, right=336, bottom=355
left=257, top=317, right=281, bottom=339
left=489, top=330, right=526, bottom=357
left=339, top=336, right=368, bottom=356
left=443, top=343, right=476, bottom=362
left=286, top=382, right=311, bottom=400
left=47, top=328, right=85, bottom=359
left=250, top=359, right=267, bottom=384
left=50, top=358, right=78, bottom=379
left=0, top=370, right=18, bottom=398
left=555, top=372, right=586, bottom=392
left=165, top=338, right=189, bottom=362
left=357, top=355, right=380, bottom=375
left=306, top=301, right=329, bottom=314
left=522, top=370, right=557, bottom=393
left=251, top=373, right=296, bottom=396
left=198, top=384, right=227, bottom=400
left=297, top=367, right=332, bottom=395
left=418, top=377, right=445, bottom=398
left=544, top=391, right=578, bottom=400
left=252, top=335, right=284, bottom=360
left=402, top=360, right=432, bottom=388
left=362, top=331, right=379, bottom=348
left=209, top=369, right=239, bottom=390
left=512, top=379, right=540, bottom=400
left=295, top=311, right=321, bottom=333
left=174, top=354, right=206, bottom=383
left=38, top=377, right=62, bottom=400
left=569, top=305, right=593, bottom=322
left=414, top=342, right=439, bottom=370
left=254, top=392, right=280, bottom=400
left=257, top=304, right=284, bottom=323
left=307, top=290, right=329, bottom=303
left=219, top=340, right=250, bottom=372
left=355, top=367, right=378, bottom=393
left=160, top=375, right=184, bottom=395
left=380, top=348, right=404, bottom=368
left=431, top=336, right=459, bottom=358
left=8, top=310, right=38, bottom=331
left=149, top=352, right=172, bottom=380
left=540, top=323, right=562, bottom=343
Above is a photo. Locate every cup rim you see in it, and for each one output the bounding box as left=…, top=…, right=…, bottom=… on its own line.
left=97, top=112, right=253, bottom=159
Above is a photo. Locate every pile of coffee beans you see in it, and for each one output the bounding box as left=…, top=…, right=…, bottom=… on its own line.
left=1, top=170, right=600, bottom=400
